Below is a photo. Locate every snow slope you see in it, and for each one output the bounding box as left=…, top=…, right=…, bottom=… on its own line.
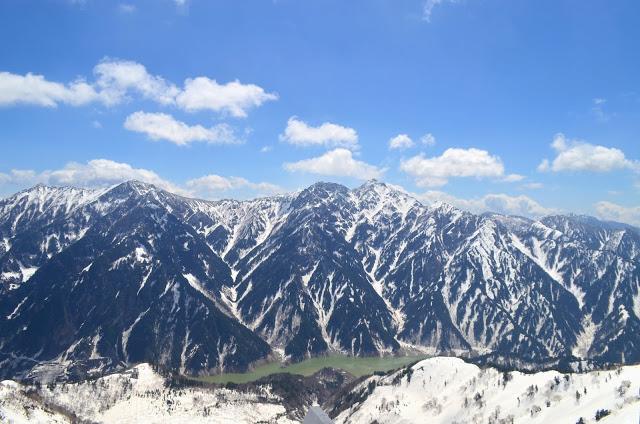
left=334, top=357, right=640, bottom=424
left=2, top=358, right=639, bottom=423
left=0, top=364, right=295, bottom=424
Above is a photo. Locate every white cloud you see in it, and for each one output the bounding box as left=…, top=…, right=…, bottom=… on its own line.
left=3, top=159, right=185, bottom=194
left=6, top=169, right=38, bottom=183
left=421, top=133, right=436, bottom=146
left=400, top=147, right=507, bottom=187
left=0, top=72, right=98, bottom=107
left=0, top=60, right=178, bottom=108
left=422, top=0, right=457, bottom=22
left=538, top=133, right=638, bottom=173
left=389, top=134, right=414, bottom=150
left=280, top=117, right=359, bottom=149
left=416, top=190, right=556, bottom=217
left=537, top=159, right=551, bottom=172
left=118, top=3, right=136, bottom=13
left=124, top=111, right=239, bottom=146
left=284, top=148, right=383, bottom=180
left=522, top=182, right=543, bottom=190
left=260, top=146, right=273, bottom=153
left=0, top=59, right=276, bottom=119
left=501, top=174, right=525, bottom=183
left=595, top=201, right=640, bottom=227
left=186, top=175, right=283, bottom=197
left=592, top=98, right=612, bottom=122
left=94, top=59, right=180, bottom=106
left=176, top=77, right=277, bottom=118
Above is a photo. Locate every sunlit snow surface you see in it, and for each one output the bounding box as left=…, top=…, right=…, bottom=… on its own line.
left=1, top=358, right=639, bottom=423
left=335, top=357, right=640, bottom=424
left=0, top=364, right=295, bottom=424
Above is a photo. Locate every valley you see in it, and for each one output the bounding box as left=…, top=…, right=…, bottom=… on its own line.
left=193, top=354, right=429, bottom=384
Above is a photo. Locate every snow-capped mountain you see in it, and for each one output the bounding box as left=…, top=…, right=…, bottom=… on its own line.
left=0, top=180, right=639, bottom=380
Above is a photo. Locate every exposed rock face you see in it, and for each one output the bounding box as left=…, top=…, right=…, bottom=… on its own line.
left=1, top=180, right=639, bottom=380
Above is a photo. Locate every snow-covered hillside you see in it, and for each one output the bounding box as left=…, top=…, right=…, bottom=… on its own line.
left=0, top=363, right=296, bottom=424
left=2, top=358, right=639, bottom=423
left=333, top=357, right=640, bottom=424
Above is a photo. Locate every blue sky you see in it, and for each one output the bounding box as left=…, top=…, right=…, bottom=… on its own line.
left=0, top=0, right=639, bottom=225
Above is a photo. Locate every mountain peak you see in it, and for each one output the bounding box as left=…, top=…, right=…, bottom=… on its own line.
left=107, top=180, right=168, bottom=199
left=359, top=178, right=384, bottom=188
left=354, top=179, right=412, bottom=199
left=426, top=200, right=463, bottom=216
left=302, top=181, right=349, bottom=198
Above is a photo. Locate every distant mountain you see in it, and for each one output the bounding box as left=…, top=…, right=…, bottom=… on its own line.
left=0, top=180, right=639, bottom=380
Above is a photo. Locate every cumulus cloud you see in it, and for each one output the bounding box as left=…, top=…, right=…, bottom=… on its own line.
left=421, top=133, right=436, bottom=146
left=0, top=60, right=180, bottom=108
left=280, top=117, right=359, bottom=149
left=2, top=159, right=185, bottom=194
left=594, top=201, right=640, bottom=227
left=538, top=133, right=638, bottom=173
left=0, top=72, right=98, bottom=107
left=284, top=148, right=383, bottom=180
left=389, top=134, right=414, bottom=150
left=93, top=59, right=180, bottom=106
left=416, top=190, right=556, bottom=217
left=186, top=175, right=283, bottom=197
left=124, top=111, right=240, bottom=146
left=400, top=148, right=508, bottom=187
left=0, top=59, right=276, bottom=118
left=176, top=77, right=278, bottom=118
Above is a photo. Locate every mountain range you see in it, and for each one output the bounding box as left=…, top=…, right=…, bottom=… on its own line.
left=0, top=180, right=639, bottom=381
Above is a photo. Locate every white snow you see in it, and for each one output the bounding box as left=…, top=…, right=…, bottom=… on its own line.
left=1, top=237, right=10, bottom=252
left=6, top=358, right=632, bottom=424
left=134, top=246, right=150, bottom=263
left=183, top=273, right=217, bottom=304
left=121, top=308, right=150, bottom=361
left=6, top=296, right=28, bottom=320
left=0, top=271, right=20, bottom=282
left=572, top=315, right=599, bottom=359
left=18, top=264, right=38, bottom=282
left=0, top=380, right=68, bottom=424
left=335, top=357, right=640, bottom=424
left=0, top=364, right=297, bottom=424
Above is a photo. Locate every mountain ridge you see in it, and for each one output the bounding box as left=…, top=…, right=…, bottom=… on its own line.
left=1, top=180, right=639, bottom=381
